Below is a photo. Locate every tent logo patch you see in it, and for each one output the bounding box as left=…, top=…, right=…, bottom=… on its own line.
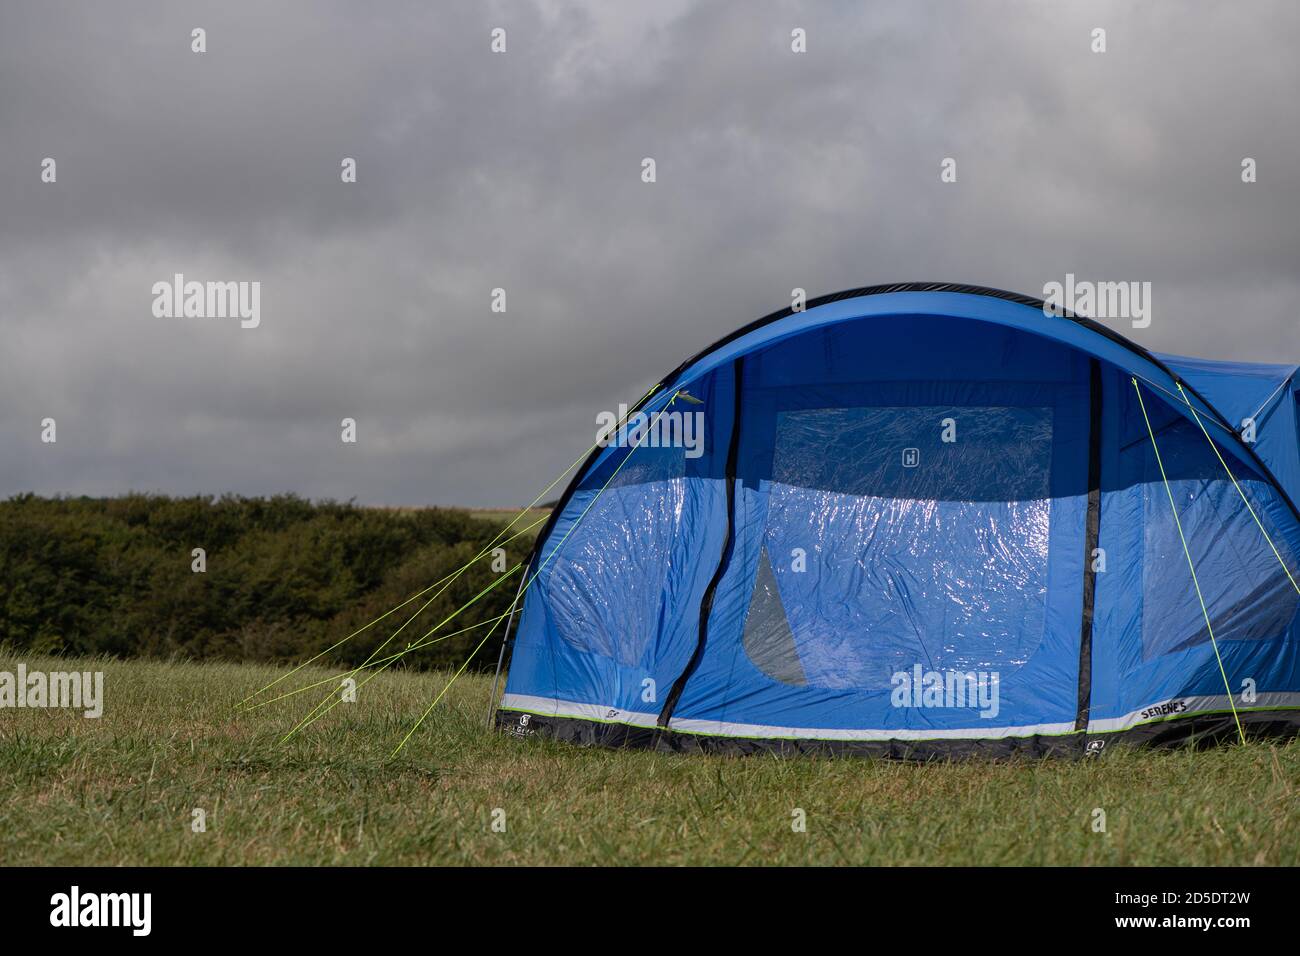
left=1140, top=699, right=1188, bottom=720
left=890, top=665, right=1000, bottom=719
left=509, top=713, right=535, bottom=738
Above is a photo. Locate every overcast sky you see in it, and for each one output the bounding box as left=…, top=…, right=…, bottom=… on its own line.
left=1, top=1, right=1296, bottom=506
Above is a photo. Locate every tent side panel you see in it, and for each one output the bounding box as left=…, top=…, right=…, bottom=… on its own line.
left=1087, top=374, right=1300, bottom=732
left=500, top=365, right=737, bottom=724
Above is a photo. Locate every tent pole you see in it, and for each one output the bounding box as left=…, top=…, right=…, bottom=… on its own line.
left=486, top=568, right=529, bottom=730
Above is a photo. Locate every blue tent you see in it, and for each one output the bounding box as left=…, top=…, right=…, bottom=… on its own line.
left=494, top=284, right=1300, bottom=757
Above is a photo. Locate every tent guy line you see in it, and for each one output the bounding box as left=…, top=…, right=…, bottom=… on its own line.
left=1134, top=377, right=1244, bottom=745
left=391, top=391, right=685, bottom=757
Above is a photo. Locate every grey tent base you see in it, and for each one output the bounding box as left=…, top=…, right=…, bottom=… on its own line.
left=495, top=708, right=1300, bottom=761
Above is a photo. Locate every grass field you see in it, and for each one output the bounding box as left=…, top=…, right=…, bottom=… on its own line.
left=2, top=650, right=1297, bottom=866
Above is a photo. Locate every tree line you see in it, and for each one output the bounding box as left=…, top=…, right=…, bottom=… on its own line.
left=0, top=494, right=531, bottom=671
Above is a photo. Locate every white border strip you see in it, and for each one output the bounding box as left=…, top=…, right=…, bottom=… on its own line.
left=500, top=694, right=660, bottom=728
left=501, top=692, right=1300, bottom=741
left=1087, top=692, right=1300, bottom=733
left=500, top=693, right=1072, bottom=740
left=668, top=715, right=1075, bottom=741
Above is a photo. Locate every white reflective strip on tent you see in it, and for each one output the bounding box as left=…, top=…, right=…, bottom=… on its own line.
left=502, top=692, right=1300, bottom=741
left=500, top=694, right=660, bottom=728
left=1086, top=692, right=1300, bottom=733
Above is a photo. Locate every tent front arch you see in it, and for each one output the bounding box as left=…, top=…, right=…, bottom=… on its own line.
left=497, top=285, right=1300, bottom=758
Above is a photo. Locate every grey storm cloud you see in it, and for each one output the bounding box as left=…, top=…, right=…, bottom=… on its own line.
left=0, top=0, right=1296, bottom=505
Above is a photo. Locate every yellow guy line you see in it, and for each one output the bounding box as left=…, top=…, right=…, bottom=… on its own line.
left=240, top=383, right=662, bottom=708
left=1133, top=378, right=1245, bottom=744
left=389, top=390, right=684, bottom=757
left=1175, top=382, right=1300, bottom=595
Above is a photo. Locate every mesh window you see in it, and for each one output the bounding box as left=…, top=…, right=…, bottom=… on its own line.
left=1139, top=419, right=1300, bottom=659
left=743, top=405, right=1054, bottom=690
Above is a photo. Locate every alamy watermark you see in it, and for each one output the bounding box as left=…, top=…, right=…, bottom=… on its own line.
left=0, top=664, right=104, bottom=718
left=50, top=886, right=150, bottom=936
left=596, top=404, right=704, bottom=459
left=152, top=273, right=260, bottom=329
left=1043, top=273, right=1151, bottom=328
left=890, top=664, right=1000, bottom=719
